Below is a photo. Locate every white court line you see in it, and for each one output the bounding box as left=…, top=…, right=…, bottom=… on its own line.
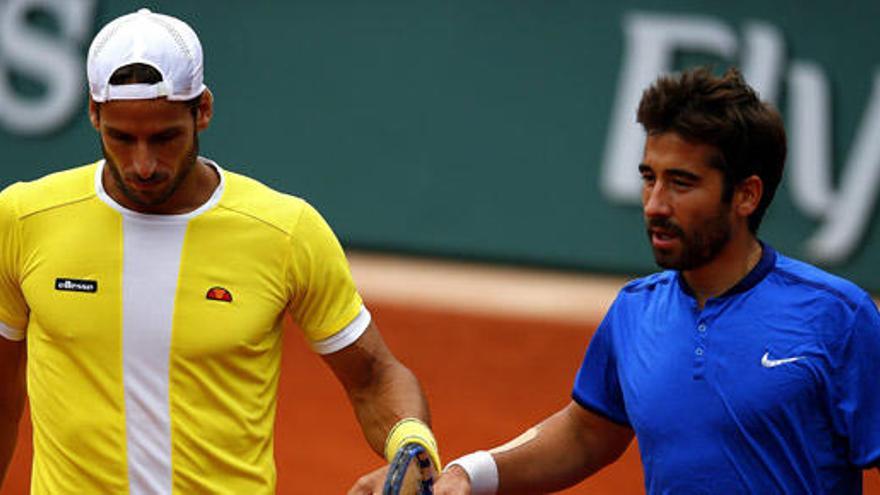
left=350, top=251, right=880, bottom=325
left=347, top=251, right=628, bottom=325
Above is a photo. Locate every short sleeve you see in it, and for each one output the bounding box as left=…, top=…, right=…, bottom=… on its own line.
left=0, top=185, right=28, bottom=341
left=831, top=293, right=880, bottom=467
left=286, top=202, right=366, bottom=350
left=571, top=300, right=629, bottom=426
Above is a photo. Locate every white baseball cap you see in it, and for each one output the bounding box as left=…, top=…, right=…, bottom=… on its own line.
left=87, top=8, right=207, bottom=102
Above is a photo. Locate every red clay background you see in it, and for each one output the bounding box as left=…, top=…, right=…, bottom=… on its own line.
left=3, top=302, right=879, bottom=494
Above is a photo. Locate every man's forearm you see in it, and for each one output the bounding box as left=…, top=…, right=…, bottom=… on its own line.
left=348, top=359, right=429, bottom=456
left=322, top=322, right=431, bottom=458
left=492, top=408, right=614, bottom=493
left=442, top=402, right=633, bottom=495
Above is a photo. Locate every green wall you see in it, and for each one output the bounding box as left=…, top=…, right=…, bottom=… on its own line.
left=2, top=0, right=880, bottom=290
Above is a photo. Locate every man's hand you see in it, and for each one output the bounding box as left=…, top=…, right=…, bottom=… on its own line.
left=347, top=464, right=389, bottom=495
left=433, top=465, right=472, bottom=494
left=348, top=463, right=474, bottom=495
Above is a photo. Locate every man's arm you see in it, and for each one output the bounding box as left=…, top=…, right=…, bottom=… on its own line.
left=322, top=320, right=430, bottom=457
left=437, top=401, right=633, bottom=494
left=0, top=337, right=26, bottom=487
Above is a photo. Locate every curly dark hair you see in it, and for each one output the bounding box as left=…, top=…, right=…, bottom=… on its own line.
left=636, top=67, right=786, bottom=233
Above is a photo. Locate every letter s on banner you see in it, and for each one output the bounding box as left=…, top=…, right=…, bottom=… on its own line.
left=0, top=0, right=96, bottom=136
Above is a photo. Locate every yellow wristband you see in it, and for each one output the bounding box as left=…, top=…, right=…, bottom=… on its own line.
left=384, top=417, right=442, bottom=471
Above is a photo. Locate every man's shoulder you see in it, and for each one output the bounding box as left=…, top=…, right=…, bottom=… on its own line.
left=770, top=252, right=870, bottom=310
left=619, top=270, right=677, bottom=296
left=218, top=169, right=313, bottom=234
left=604, top=271, right=678, bottom=312
left=769, top=252, right=879, bottom=354
left=0, top=163, right=98, bottom=218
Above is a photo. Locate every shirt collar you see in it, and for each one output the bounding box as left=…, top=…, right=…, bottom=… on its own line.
left=676, top=241, right=777, bottom=298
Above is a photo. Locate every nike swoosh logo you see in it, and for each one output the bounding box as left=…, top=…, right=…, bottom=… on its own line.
left=761, top=352, right=804, bottom=368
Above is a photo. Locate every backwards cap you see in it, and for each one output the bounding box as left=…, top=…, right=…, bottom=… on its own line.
left=87, top=8, right=207, bottom=102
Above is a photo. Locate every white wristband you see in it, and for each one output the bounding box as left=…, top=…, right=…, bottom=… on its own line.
left=445, top=450, right=499, bottom=495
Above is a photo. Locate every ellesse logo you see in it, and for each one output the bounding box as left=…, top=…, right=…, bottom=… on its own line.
left=55, top=278, right=97, bottom=293
left=206, top=286, right=233, bottom=302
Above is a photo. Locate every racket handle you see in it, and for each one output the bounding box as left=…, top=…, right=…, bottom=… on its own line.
left=383, top=443, right=436, bottom=495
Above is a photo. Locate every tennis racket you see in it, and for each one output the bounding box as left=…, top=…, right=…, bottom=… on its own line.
left=382, top=442, right=437, bottom=495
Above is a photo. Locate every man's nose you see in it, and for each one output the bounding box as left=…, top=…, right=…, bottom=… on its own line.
left=132, top=143, right=157, bottom=179
left=643, top=184, right=672, bottom=218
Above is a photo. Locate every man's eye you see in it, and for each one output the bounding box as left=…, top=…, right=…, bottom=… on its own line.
left=152, top=133, right=179, bottom=144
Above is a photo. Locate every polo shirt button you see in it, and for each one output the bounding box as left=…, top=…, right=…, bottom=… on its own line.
left=695, top=347, right=704, bottom=356
left=698, top=324, right=707, bottom=332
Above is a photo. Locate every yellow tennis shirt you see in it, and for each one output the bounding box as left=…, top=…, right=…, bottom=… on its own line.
left=0, top=160, right=369, bottom=494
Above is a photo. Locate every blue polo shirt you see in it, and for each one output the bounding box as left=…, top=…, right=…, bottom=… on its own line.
left=573, top=244, right=880, bottom=494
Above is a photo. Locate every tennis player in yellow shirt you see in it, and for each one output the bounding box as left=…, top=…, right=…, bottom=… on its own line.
left=0, top=8, right=438, bottom=494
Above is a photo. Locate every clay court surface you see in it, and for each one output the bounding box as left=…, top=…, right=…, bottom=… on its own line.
left=3, top=254, right=879, bottom=494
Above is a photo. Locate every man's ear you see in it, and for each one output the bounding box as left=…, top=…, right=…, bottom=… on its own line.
left=196, top=88, right=214, bottom=131
left=734, top=175, right=763, bottom=218
left=88, top=98, right=100, bottom=130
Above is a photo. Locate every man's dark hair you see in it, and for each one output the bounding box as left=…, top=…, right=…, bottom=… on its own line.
left=107, top=62, right=164, bottom=86
left=101, top=63, right=202, bottom=115
left=636, top=67, right=786, bottom=233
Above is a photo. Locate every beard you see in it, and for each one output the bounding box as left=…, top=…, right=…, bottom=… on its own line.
left=646, top=204, right=732, bottom=271
left=103, top=132, right=199, bottom=210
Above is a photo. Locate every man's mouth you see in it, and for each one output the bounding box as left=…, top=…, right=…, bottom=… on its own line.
left=128, top=175, right=168, bottom=191
left=647, top=223, right=682, bottom=250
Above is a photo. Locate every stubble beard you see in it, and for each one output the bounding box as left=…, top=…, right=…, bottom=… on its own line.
left=647, top=204, right=732, bottom=271
left=103, top=132, right=200, bottom=210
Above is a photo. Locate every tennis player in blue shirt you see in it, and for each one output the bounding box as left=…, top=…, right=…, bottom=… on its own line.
left=437, top=67, right=880, bottom=494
